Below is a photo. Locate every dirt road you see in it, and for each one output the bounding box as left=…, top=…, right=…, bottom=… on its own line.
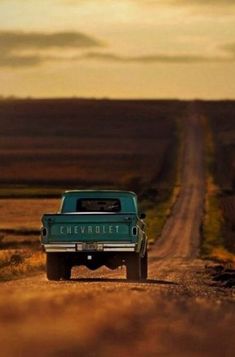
left=0, top=113, right=234, bottom=357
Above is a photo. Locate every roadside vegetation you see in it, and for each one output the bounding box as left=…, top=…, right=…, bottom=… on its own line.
left=143, top=184, right=180, bottom=245
left=138, top=118, right=183, bottom=245
left=201, top=115, right=235, bottom=264
left=0, top=244, right=44, bottom=281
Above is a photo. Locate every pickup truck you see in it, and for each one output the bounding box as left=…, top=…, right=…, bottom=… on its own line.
left=41, top=190, right=148, bottom=281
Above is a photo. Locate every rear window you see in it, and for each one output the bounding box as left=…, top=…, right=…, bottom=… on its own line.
left=76, top=199, right=121, bottom=212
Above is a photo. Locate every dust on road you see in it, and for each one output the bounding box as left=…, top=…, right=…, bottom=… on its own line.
left=0, top=112, right=234, bottom=357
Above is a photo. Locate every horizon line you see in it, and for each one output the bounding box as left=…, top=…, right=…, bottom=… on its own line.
left=0, top=95, right=235, bottom=102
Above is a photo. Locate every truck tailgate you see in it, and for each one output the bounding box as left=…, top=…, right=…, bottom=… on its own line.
left=42, top=213, right=136, bottom=243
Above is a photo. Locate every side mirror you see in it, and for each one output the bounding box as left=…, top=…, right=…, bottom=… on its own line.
left=140, top=213, right=146, bottom=219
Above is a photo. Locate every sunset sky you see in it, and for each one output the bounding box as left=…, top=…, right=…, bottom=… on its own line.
left=0, top=0, right=235, bottom=99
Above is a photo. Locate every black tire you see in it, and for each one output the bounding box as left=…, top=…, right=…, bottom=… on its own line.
left=46, top=253, right=62, bottom=281
left=126, top=253, right=141, bottom=281
left=141, top=250, right=148, bottom=280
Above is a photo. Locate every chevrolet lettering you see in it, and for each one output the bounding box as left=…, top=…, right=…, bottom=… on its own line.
left=41, top=190, right=148, bottom=281
left=59, top=225, right=120, bottom=235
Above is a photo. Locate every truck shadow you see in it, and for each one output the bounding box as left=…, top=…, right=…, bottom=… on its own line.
left=70, top=278, right=178, bottom=285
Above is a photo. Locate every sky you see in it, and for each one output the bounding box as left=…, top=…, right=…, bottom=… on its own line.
left=0, top=0, right=235, bottom=99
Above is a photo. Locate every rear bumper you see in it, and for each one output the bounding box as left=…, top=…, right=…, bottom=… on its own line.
left=42, top=243, right=137, bottom=253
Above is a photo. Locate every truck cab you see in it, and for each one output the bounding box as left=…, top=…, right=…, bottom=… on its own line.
left=41, top=190, right=148, bottom=281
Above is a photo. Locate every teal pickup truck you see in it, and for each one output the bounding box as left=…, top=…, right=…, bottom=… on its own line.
left=41, top=190, right=148, bottom=281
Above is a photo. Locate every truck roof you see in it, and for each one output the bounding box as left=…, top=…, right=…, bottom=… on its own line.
left=61, top=190, right=138, bottom=213
left=63, top=190, right=136, bottom=197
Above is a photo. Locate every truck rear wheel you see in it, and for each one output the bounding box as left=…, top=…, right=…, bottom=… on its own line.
left=46, top=253, right=62, bottom=281
left=126, top=253, right=141, bottom=281
left=141, top=250, right=148, bottom=280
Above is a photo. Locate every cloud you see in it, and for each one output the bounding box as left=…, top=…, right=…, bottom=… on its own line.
left=168, top=0, right=234, bottom=5
left=0, top=30, right=102, bottom=51
left=0, top=30, right=102, bottom=68
left=137, top=0, right=235, bottom=6
left=0, top=54, right=42, bottom=68
left=1, top=30, right=234, bottom=68
left=129, top=0, right=235, bottom=16
left=79, top=51, right=235, bottom=64
left=63, top=0, right=235, bottom=7
left=1, top=50, right=234, bottom=69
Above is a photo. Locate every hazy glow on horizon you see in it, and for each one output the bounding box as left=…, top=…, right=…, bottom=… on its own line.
left=0, top=0, right=235, bottom=99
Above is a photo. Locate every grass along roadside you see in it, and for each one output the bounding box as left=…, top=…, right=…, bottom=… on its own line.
left=145, top=117, right=183, bottom=245
left=0, top=249, right=45, bottom=281
left=145, top=184, right=181, bottom=246
left=0, top=231, right=44, bottom=281
left=201, top=116, right=235, bottom=265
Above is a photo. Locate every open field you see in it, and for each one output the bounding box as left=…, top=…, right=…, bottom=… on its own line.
left=198, top=101, right=235, bottom=256
left=0, top=99, right=183, bottom=189
left=198, top=101, right=235, bottom=191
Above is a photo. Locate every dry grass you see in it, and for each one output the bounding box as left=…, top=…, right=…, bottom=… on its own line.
left=201, top=115, right=235, bottom=262
left=209, top=247, right=235, bottom=265
left=202, top=175, right=224, bottom=255
left=199, top=101, right=235, bottom=260
left=146, top=117, right=182, bottom=245
left=146, top=184, right=181, bottom=245
left=0, top=249, right=44, bottom=281
left=0, top=199, right=53, bottom=280
left=201, top=114, right=223, bottom=257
